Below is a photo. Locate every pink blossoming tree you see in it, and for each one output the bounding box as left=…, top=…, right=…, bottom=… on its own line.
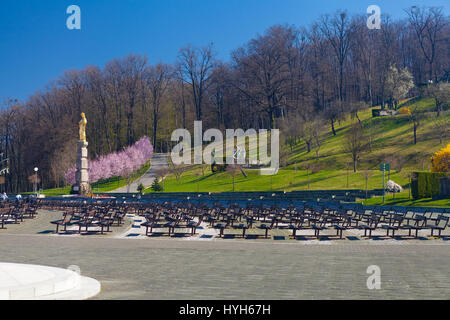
left=64, top=136, right=153, bottom=185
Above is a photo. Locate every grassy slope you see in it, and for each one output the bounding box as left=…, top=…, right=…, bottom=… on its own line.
left=359, top=191, right=450, bottom=208
left=289, top=97, right=444, bottom=169
left=148, top=167, right=408, bottom=193
left=146, top=97, right=449, bottom=207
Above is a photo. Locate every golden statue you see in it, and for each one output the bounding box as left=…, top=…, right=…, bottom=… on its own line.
left=78, top=112, right=87, bottom=142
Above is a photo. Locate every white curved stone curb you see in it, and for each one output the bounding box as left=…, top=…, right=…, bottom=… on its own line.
left=0, top=263, right=101, bottom=300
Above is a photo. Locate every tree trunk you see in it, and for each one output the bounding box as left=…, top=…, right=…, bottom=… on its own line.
left=330, top=118, right=336, bottom=136
left=413, top=122, right=417, bottom=145
left=152, top=102, right=158, bottom=150
left=305, top=141, right=311, bottom=153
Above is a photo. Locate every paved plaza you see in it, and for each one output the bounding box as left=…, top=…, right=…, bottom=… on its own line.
left=1, top=232, right=449, bottom=299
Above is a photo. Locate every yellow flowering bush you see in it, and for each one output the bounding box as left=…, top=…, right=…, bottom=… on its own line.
left=398, top=106, right=411, bottom=115
left=431, top=143, right=450, bottom=173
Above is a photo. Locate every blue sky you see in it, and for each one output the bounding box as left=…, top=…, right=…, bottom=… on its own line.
left=1, top=0, right=448, bottom=102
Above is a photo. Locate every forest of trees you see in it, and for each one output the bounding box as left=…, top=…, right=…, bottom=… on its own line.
left=0, top=6, right=449, bottom=192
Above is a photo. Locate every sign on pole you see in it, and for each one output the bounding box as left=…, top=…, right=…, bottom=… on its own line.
left=380, top=163, right=390, bottom=203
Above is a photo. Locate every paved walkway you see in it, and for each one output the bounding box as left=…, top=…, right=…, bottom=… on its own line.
left=110, top=153, right=168, bottom=193
left=1, top=234, right=449, bottom=299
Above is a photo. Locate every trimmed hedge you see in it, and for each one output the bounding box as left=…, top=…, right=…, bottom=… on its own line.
left=411, top=172, right=448, bottom=199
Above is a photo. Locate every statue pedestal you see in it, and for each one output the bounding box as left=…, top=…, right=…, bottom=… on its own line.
left=75, top=141, right=91, bottom=195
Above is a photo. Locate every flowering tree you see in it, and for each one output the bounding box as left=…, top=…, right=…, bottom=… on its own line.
left=65, top=136, right=153, bottom=185
left=384, top=65, right=414, bottom=109
left=386, top=180, right=403, bottom=193
left=386, top=180, right=403, bottom=199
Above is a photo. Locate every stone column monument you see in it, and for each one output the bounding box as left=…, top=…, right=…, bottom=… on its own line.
left=74, top=113, right=91, bottom=195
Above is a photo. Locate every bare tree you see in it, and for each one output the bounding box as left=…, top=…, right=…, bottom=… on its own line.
left=401, top=169, right=414, bottom=200
left=343, top=123, right=370, bottom=172
left=430, top=111, right=449, bottom=144
left=145, top=63, right=172, bottom=148
left=311, top=118, right=325, bottom=160
left=232, top=25, right=295, bottom=128
left=120, top=55, right=147, bottom=146
left=226, top=164, right=241, bottom=192
left=58, top=69, right=86, bottom=117
left=318, top=11, right=352, bottom=104
left=302, top=162, right=311, bottom=189
left=408, top=105, right=422, bottom=145
left=85, top=66, right=114, bottom=153
left=362, top=169, right=374, bottom=200
left=170, top=164, right=188, bottom=182
left=427, top=82, right=450, bottom=117
left=405, top=6, right=447, bottom=82
left=280, top=114, right=302, bottom=151
left=178, top=44, right=215, bottom=120
left=154, top=167, right=169, bottom=190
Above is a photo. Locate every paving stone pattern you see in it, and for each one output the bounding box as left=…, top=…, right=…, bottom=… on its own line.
left=1, top=234, right=449, bottom=299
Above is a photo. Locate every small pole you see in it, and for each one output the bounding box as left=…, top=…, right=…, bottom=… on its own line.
left=382, top=165, right=385, bottom=203
left=408, top=174, right=411, bottom=200
left=307, top=168, right=310, bottom=190
left=346, top=163, right=349, bottom=188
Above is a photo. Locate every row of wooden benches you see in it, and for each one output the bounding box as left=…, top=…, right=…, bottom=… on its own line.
left=0, top=204, right=38, bottom=229
left=50, top=206, right=129, bottom=234
left=136, top=202, right=450, bottom=239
